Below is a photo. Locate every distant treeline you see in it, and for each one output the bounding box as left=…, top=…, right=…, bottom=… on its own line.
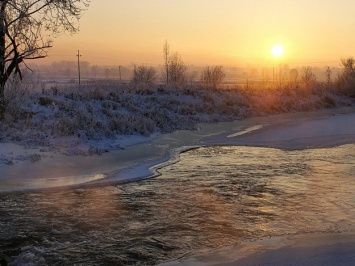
left=34, top=60, right=342, bottom=84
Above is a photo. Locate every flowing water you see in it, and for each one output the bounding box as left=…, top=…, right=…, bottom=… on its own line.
left=0, top=144, right=354, bottom=265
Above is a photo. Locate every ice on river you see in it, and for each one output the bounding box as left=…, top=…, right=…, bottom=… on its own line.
left=1, top=107, right=355, bottom=191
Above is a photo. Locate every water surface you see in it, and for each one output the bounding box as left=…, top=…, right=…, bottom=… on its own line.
left=0, top=144, right=354, bottom=265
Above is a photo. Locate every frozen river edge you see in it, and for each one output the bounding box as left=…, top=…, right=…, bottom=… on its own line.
left=1, top=105, right=355, bottom=192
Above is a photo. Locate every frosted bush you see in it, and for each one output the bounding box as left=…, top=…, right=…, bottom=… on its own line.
left=52, top=115, right=76, bottom=136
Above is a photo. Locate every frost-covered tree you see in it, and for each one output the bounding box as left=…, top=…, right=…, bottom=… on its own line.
left=168, top=52, right=188, bottom=86
left=162, top=41, right=188, bottom=86
left=0, top=0, right=90, bottom=120
left=340, top=57, right=355, bottom=79
left=341, top=57, right=355, bottom=71
left=132, top=65, right=156, bottom=84
left=301, top=66, right=317, bottom=87
left=337, top=57, right=355, bottom=96
left=200, top=65, right=226, bottom=88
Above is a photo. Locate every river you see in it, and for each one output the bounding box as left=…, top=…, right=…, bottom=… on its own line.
left=1, top=144, right=354, bottom=265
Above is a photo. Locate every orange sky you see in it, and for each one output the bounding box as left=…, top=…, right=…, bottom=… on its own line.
left=42, top=0, right=355, bottom=67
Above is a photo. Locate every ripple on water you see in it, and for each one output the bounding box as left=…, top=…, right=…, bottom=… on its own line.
left=0, top=144, right=354, bottom=265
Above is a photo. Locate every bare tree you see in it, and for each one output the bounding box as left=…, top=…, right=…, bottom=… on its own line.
left=168, top=52, right=188, bottom=86
left=341, top=57, right=355, bottom=71
left=340, top=57, right=355, bottom=79
left=200, top=65, right=226, bottom=88
left=0, top=0, right=90, bottom=119
left=337, top=57, right=355, bottom=95
left=301, top=66, right=317, bottom=87
left=162, top=41, right=188, bottom=86
left=131, top=65, right=156, bottom=84
left=163, top=40, right=169, bottom=84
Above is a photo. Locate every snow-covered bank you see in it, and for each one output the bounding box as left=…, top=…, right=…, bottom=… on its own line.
left=1, top=105, right=355, bottom=192
left=1, top=82, right=354, bottom=163
left=203, top=107, right=355, bottom=150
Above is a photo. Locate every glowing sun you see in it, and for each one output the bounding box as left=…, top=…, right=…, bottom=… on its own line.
left=271, top=44, right=284, bottom=57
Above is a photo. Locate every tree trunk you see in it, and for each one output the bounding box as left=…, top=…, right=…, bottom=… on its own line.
left=0, top=82, right=4, bottom=120
left=0, top=2, right=6, bottom=120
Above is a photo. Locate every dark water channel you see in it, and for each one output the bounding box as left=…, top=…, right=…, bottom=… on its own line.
left=0, top=145, right=354, bottom=265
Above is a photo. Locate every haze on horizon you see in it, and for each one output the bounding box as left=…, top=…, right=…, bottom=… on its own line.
left=41, top=0, right=355, bottom=67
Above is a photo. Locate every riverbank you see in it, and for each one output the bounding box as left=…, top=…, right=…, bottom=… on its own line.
left=1, top=106, right=355, bottom=192
left=203, top=105, right=355, bottom=150
left=1, top=82, right=354, bottom=163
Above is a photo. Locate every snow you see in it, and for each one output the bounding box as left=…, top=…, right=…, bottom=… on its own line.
left=0, top=143, right=45, bottom=165
left=1, top=81, right=355, bottom=191
left=1, top=103, right=355, bottom=192
left=204, top=110, right=355, bottom=150
left=1, top=82, right=353, bottom=160
left=227, top=125, right=264, bottom=137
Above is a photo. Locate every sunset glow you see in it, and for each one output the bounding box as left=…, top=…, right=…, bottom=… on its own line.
left=271, top=44, right=284, bottom=58
left=40, top=0, right=355, bottom=66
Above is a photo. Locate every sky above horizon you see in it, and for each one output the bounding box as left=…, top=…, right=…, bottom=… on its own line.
left=43, top=0, right=355, bottom=67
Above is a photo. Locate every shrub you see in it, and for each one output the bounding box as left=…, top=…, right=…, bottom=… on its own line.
left=301, top=66, right=317, bottom=87
left=131, top=66, right=157, bottom=84
left=336, top=57, right=355, bottom=97
left=200, top=66, right=226, bottom=88
left=168, top=52, right=188, bottom=86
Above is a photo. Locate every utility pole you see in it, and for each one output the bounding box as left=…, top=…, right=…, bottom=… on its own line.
left=119, top=65, right=122, bottom=82
left=245, top=72, right=249, bottom=89
left=77, top=50, right=81, bottom=86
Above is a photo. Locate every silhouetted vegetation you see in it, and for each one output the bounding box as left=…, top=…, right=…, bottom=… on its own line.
left=162, top=41, right=189, bottom=86
left=131, top=66, right=157, bottom=84
left=0, top=0, right=89, bottom=120
left=301, top=66, right=317, bottom=87
left=336, top=57, right=355, bottom=97
left=200, top=66, right=226, bottom=89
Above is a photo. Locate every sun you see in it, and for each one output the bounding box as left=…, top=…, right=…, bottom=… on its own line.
left=271, top=44, right=284, bottom=57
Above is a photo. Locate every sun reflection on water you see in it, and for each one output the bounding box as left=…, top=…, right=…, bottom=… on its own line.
left=0, top=144, right=354, bottom=265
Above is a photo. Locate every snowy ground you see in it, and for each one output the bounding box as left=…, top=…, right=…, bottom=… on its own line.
left=1, top=82, right=353, bottom=164
left=203, top=106, right=355, bottom=150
